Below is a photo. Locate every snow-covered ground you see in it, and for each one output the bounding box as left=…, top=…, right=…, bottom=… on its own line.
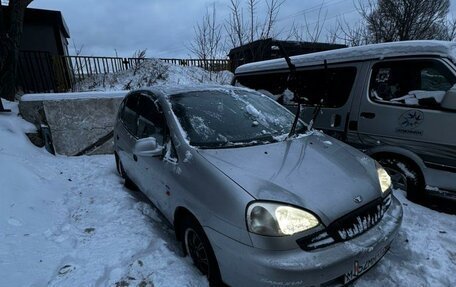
left=1, top=100, right=455, bottom=287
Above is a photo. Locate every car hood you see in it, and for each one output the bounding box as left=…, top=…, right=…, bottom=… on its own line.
left=197, top=132, right=382, bottom=225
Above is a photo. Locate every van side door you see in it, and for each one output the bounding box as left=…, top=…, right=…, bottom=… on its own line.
left=358, top=58, right=456, bottom=168
left=296, top=64, right=361, bottom=140
left=234, top=64, right=362, bottom=141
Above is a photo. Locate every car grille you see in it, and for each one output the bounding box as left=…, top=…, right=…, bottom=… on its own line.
left=297, top=194, right=392, bottom=251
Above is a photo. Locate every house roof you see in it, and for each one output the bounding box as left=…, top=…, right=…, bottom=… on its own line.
left=3, top=7, right=70, bottom=38
left=235, top=40, right=456, bottom=74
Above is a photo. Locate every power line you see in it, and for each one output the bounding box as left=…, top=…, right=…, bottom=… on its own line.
left=276, top=0, right=347, bottom=22
left=280, top=8, right=359, bottom=39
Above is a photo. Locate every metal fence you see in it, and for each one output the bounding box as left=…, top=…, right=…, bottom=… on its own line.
left=17, top=52, right=231, bottom=93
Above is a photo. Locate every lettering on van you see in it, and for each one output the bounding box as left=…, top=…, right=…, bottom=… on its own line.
left=395, top=128, right=423, bottom=135
left=396, top=110, right=424, bottom=135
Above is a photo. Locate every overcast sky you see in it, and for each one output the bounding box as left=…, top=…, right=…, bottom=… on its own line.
left=30, top=0, right=456, bottom=58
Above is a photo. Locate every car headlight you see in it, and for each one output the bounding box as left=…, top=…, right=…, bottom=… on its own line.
left=246, top=202, right=320, bottom=236
left=376, top=162, right=392, bottom=193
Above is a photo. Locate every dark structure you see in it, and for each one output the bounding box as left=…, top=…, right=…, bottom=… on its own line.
left=228, top=38, right=346, bottom=71
left=2, top=7, right=71, bottom=93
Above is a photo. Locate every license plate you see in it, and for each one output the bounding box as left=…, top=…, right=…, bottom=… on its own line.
left=344, top=244, right=390, bottom=284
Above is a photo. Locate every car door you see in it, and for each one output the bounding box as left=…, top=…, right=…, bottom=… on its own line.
left=134, top=94, right=168, bottom=210
left=116, top=93, right=142, bottom=183
left=357, top=58, right=456, bottom=167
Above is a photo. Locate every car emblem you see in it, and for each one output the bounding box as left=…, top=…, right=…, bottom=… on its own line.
left=353, top=195, right=363, bottom=204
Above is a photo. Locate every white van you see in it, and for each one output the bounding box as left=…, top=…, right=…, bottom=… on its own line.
left=233, top=40, right=456, bottom=202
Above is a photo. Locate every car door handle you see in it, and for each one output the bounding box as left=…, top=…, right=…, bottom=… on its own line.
left=360, top=112, right=376, bottom=119
left=133, top=154, right=138, bottom=162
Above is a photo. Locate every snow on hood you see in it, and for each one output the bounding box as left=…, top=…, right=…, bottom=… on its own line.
left=197, top=133, right=381, bottom=225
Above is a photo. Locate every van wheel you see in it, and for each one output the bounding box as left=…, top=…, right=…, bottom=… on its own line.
left=180, top=217, right=222, bottom=286
left=377, top=157, right=424, bottom=202
left=115, top=154, right=138, bottom=191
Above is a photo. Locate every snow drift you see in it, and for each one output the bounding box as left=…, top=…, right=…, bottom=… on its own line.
left=74, top=58, right=233, bottom=92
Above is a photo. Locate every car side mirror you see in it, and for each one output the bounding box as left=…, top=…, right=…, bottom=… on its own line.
left=133, top=137, right=163, bottom=157
left=442, top=88, right=456, bottom=111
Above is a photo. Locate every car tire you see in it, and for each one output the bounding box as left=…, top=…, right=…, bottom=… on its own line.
left=180, top=217, right=222, bottom=286
left=115, top=153, right=138, bottom=191
left=377, top=156, right=424, bottom=202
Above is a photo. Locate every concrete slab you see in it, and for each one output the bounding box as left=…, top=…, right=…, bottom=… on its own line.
left=19, top=91, right=129, bottom=155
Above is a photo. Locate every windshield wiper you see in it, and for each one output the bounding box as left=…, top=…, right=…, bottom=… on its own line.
left=308, top=60, right=329, bottom=131
left=192, top=134, right=276, bottom=149
left=274, top=42, right=302, bottom=139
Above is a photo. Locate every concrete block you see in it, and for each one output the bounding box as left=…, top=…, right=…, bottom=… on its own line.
left=19, top=91, right=128, bottom=155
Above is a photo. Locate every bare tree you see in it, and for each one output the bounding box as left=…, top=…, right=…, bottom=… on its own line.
left=330, top=0, right=454, bottom=46
left=225, top=0, right=246, bottom=48
left=71, top=40, right=85, bottom=56
left=288, top=3, right=328, bottom=43
left=189, top=3, right=223, bottom=60
left=331, top=17, right=372, bottom=47
left=438, top=17, right=456, bottom=41
left=224, top=0, right=285, bottom=50
left=259, top=0, right=284, bottom=39
left=248, top=0, right=258, bottom=43
left=360, top=0, right=451, bottom=42
left=0, top=0, right=33, bottom=103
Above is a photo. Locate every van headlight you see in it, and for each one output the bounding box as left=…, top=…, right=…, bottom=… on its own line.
left=246, top=202, right=320, bottom=236
left=376, top=162, right=392, bottom=193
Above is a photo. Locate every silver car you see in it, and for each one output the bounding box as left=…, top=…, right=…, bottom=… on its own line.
left=113, top=85, right=403, bottom=287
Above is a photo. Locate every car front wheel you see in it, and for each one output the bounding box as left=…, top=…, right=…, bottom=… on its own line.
left=181, top=217, right=222, bottom=286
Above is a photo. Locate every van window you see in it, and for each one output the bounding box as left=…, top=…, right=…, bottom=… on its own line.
left=369, top=60, right=456, bottom=108
left=235, top=67, right=357, bottom=108
left=235, top=72, right=289, bottom=99
left=294, top=67, right=357, bottom=108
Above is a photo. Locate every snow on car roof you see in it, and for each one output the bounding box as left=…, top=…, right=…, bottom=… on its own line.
left=235, top=40, right=456, bottom=74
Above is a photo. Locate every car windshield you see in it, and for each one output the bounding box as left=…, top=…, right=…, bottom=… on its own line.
left=169, top=89, right=306, bottom=148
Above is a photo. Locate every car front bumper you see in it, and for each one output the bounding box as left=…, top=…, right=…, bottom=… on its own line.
left=204, top=195, right=403, bottom=287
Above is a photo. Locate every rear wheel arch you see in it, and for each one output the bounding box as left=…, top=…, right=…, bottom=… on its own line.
left=366, top=146, right=426, bottom=169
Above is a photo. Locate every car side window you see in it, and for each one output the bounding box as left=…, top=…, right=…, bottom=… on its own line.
left=137, top=95, right=165, bottom=145
left=369, top=59, right=456, bottom=108
left=121, top=93, right=140, bottom=135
